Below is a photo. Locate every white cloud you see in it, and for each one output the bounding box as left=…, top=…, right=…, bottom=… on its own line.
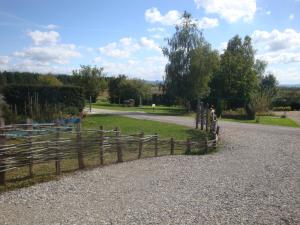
left=99, top=38, right=140, bottom=58
left=270, top=67, right=300, bottom=84
left=145, top=8, right=181, bottom=26
left=44, top=24, right=59, bottom=29
left=252, top=29, right=300, bottom=51
left=99, top=36, right=160, bottom=58
left=197, top=17, right=219, bottom=29
left=147, top=27, right=165, bottom=32
left=140, top=37, right=161, bottom=52
left=195, top=0, right=256, bottom=23
left=257, top=51, right=300, bottom=64
left=0, top=56, right=10, bottom=65
left=15, top=44, right=81, bottom=64
left=93, top=56, right=102, bottom=64
left=289, top=14, right=295, bottom=20
left=27, top=30, right=60, bottom=45
left=8, top=59, right=75, bottom=74
left=266, top=11, right=271, bottom=15
left=94, top=56, right=167, bottom=80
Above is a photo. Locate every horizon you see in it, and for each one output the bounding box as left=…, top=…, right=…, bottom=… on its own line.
left=0, top=0, right=299, bottom=84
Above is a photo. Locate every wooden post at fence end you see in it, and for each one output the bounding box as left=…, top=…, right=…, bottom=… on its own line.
left=116, top=127, right=123, bottom=163
left=205, top=137, right=209, bottom=154
left=170, top=138, right=175, bottom=155
left=0, top=117, right=6, bottom=185
left=138, top=131, right=144, bottom=159
left=99, top=125, right=105, bottom=166
left=186, top=138, right=191, bottom=154
left=206, top=103, right=209, bottom=132
left=76, top=122, right=85, bottom=169
left=154, top=133, right=159, bottom=157
left=26, top=118, right=34, bottom=178
left=200, top=102, right=204, bottom=130
left=55, top=127, right=61, bottom=175
left=196, top=99, right=200, bottom=129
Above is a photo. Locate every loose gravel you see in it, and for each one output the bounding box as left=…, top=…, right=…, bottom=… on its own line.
left=0, top=113, right=299, bottom=225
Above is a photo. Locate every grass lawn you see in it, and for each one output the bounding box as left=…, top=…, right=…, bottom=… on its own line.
left=1, top=114, right=207, bottom=193
left=221, top=116, right=300, bottom=128
left=92, top=102, right=189, bottom=116
left=83, top=114, right=204, bottom=140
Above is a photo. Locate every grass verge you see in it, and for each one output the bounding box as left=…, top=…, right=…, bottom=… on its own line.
left=92, top=102, right=189, bottom=116
left=221, top=116, right=299, bottom=128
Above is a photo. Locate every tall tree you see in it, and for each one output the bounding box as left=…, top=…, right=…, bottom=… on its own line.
left=213, top=35, right=258, bottom=109
left=72, top=65, right=107, bottom=102
left=163, top=11, right=208, bottom=109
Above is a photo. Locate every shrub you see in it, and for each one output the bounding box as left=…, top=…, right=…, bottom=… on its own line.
left=3, top=85, right=85, bottom=121
left=221, top=108, right=249, bottom=120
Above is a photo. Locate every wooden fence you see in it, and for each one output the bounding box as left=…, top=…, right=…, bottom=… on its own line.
left=195, top=101, right=219, bottom=138
left=0, top=123, right=218, bottom=185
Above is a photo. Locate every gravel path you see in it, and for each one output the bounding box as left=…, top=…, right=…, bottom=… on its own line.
left=0, top=110, right=299, bottom=225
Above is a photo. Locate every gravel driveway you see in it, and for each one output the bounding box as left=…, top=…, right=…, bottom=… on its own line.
left=0, top=110, right=299, bottom=225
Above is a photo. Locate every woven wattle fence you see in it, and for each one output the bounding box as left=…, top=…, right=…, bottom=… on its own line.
left=0, top=122, right=218, bottom=186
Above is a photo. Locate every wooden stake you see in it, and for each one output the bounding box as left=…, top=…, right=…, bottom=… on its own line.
left=55, top=127, right=61, bottom=175
left=170, top=138, right=175, bottom=155
left=76, top=122, right=85, bottom=169
left=154, top=133, right=159, bottom=157
left=116, top=127, right=123, bottom=163
left=0, top=117, right=6, bottom=185
left=138, top=132, right=144, bottom=159
left=99, top=125, right=104, bottom=165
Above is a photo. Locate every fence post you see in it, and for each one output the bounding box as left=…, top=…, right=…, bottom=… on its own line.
left=170, top=138, right=175, bottom=155
left=76, top=122, right=85, bottom=169
left=186, top=138, right=191, bottom=154
left=55, top=127, right=61, bottom=175
left=195, top=99, right=200, bottom=129
left=0, top=117, right=6, bottom=185
left=205, top=137, right=209, bottom=154
left=27, top=118, right=33, bottom=178
left=154, top=133, right=159, bottom=157
left=138, top=132, right=144, bottom=159
left=200, top=102, right=204, bottom=130
left=206, top=103, right=209, bottom=132
left=116, top=127, right=123, bottom=163
left=99, top=125, right=104, bottom=166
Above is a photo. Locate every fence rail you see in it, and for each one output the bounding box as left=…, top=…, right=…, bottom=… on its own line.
left=0, top=123, right=218, bottom=185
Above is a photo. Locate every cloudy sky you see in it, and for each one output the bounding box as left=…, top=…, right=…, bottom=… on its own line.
left=0, top=0, right=299, bottom=84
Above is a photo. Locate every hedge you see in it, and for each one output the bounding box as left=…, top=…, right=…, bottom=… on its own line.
left=3, top=84, right=85, bottom=115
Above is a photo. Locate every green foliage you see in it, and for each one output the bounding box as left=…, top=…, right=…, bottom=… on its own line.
left=72, top=65, right=107, bottom=102
left=3, top=85, right=85, bottom=121
left=273, top=87, right=300, bottom=110
left=38, top=74, right=63, bottom=86
left=212, top=35, right=258, bottom=109
left=163, top=11, right=210, bottom=108
left=108, top=76, right=151, bottom=106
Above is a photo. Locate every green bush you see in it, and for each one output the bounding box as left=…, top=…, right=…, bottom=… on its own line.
left=272, top=106, right=292, bottom=111
left=221, top=108, right=249, bottom=120
left=3, top=85, right=85, bottom=121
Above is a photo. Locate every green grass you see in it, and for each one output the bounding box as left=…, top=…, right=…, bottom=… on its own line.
left=83, top=114, right=205, bottom=140
left=92, top=102, right=189, bottom=116
left=221, top=116, right=300, bottom=128
left=1, top=114, right=208, bottom=193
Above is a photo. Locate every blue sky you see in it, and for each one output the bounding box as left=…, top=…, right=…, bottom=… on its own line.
left=0, top=0, right=299, bottom=84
